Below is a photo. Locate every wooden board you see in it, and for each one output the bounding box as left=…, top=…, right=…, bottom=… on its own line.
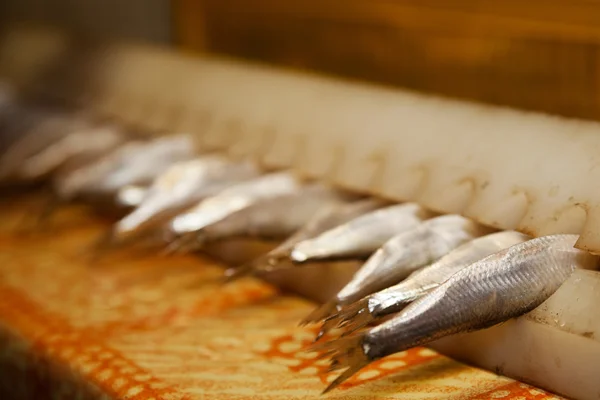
left=173, top=0, right=600, bottom=121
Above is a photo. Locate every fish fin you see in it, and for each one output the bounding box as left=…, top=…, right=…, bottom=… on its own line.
left=220, top=248, right=294, bottom=284
left=314, top=314, right=346, bottom=341
left=299, top=299, right=339, bottom=327
left=322, top=366, right=359, bottom=394
left=319, top=335, right=371, bottom=394
left=314, top=327, right=327, bottom=342
left=326, top=360, right=344, bottom=373
left=334, top=298, right=376, bottom=336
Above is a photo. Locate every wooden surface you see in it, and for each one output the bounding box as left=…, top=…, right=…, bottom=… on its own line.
left=172, top=0, right=600, bottom=121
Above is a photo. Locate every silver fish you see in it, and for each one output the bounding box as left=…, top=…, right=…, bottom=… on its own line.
left=314, top=234, right=598, bottom=393
left=55, top=134, right=196, bottom=200
left=329, top=230, right=531, bottom=335
left=166, top=171, right=304, bottom=251
left=195, top=184, right=350, bottom=244
left=224, top=198, right=388, bottom=280
left=112, top=156, right=260, bottom=242
left=0, top=112, right=89, bottom=182
left=290, top=203, right=435, bottom=264
left=17, top=125, right=126, bottom=180
left=308, top=214, right=493, bottom=330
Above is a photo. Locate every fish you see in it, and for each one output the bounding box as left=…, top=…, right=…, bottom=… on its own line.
left=328, top=230, right=531, bottom=335
left=290, top=203, right=435, bottom=264
left=306, top=214, right=493, bottom=331
left=0, top=111, right=89, bottom=182
left=112, top=156, right=260, bottom=242
left=166, top=171, right=304, bottom=252
left=193, top=184, right=351, bottom=245
left=223, top=198, right=388, bottom=281
left=313, top=234, right=598, bottom=394
left=16, top=124, right=126, bottom=180
left=54, top=134, right=196, bottom=200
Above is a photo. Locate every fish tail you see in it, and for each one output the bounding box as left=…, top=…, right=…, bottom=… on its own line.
left=318, top=335, right=371, bottom=394
left=221, top=250, right=292, bottom=284
left=299, top=299, right=339, bottom=327
left=314, top=316, right=341, bottom=342
left=329, top=298, right=375, bottom=336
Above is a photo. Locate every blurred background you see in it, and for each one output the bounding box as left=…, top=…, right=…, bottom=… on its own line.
left=2, top=0, right=600, bottom=120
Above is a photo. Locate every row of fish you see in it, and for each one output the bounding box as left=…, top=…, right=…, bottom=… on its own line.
left=1, top=97, right=597, bottom=394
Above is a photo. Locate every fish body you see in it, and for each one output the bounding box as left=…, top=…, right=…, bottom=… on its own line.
left=169, top=171, right=303, bottom=237
left=113, top=156, right=260, bottom=241
left=316, top=234, right=598, bottom=393
left=55, top=134, right=196, bottom=199
left=17, top=125, right=126, bottom=180
left=225, top=198, right=389, bottom=280
left=331, top=230, right=531, bottom=334
left=337, top=215, right=493, bottom=304
left=309, top=214, right=492, bottom=328
left=0, top=112, right=88, bottom=182
left=290, top=203, right=434, bottom=263
left=198, top=184, right=349, bottom=244
left=283, top=199, right=389, bottom=247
